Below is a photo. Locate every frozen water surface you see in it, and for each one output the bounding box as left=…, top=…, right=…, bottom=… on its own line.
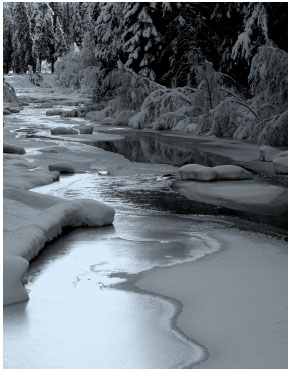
left=4, top=169, right=223, bottom=368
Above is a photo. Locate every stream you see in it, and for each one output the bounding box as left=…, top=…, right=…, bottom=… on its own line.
left=3, top=101, right=287, bottom=368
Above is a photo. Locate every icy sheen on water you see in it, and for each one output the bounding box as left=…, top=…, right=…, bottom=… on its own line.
left=4, top=172, right=222, bottom=368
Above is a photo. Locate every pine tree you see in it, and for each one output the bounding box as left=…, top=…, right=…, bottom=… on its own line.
left=54, top=16, right=68, bottom=61
left=3, top=4, right=14, bottom=73
left=121, top=3, right=163, bottom=80
left=94, top=3, right=123, bottom=74
left=70, top=3, right=84, bottom=47
left=32, top=2, right=55, bottom=72
left=11, top=3, right=34, bottom=73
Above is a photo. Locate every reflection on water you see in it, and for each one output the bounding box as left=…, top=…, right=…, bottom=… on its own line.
left=4, top=173, right=225, bottom=369
left=93, top=132, right=231, bottom=167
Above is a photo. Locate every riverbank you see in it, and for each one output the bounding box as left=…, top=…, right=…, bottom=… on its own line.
left=137, top=228, right=288, bottom=368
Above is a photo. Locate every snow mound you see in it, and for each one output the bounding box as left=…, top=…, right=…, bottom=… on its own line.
left=5, top=106, right=21, bottom=113
left=51, top=127, right=78, bottom=135
left=3, top=143, right=26, bottom=155
left=213, top=165, right=254, bottom=180
left=4, top=188, right=115, bottom=305
left=77, top=125, right=94, bottom=134
left=3, top=256, right=29, bottom=306
left=259, top=145, right=282, bottom=162
left=46, top=109, right=65, bottom=116
left=180, top=164, right=253, bottom=181
left=40, top=102, right=54, bottom=108
left=273, top=157, right=288, bottom=174
left=195, top=167, right=217, bottom=181
left=179, top=164, right=205, bottom=180
left=3, top=109, right=12, bottom=115
left=48, top=161, right=76, bottom=173
left=274, top=150, right=288, bottom=159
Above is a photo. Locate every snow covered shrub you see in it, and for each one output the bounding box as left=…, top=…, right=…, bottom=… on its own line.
left=97, top=67, right=164, bottom=111
left=135, top=87, right=195, bottom=129
left=113, top=110, right=136, bottom=126
left=257, top=110, right=288, bottom=147
left=152, top=112, right=190, bottom=131
left=249, top=46, right=288, bottom=118
left=79, top=66, right=100, bottom=93
left=55, top=45, right=82, bottom=89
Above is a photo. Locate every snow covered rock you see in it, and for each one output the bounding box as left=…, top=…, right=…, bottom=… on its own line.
left=3, top=109, right=11, bottom=115
left=214, top=165, right=253, bottom=180
left=41, top=102, right=54, bottom=108
left=179, top=164, right=205, bottom=180
left=77, top=125, right=94, bottom=134
left=46, top=109, right=65, bottom=116
left=51, top=127, right=78, bottom=135
left=3, top=143, right=26, bottom=155
left=6, top=106, right=21, bottom=113
left=274, top=150, right=288, bottom=159
left=194, top=167, right=217, bottom=181
left=273, top=157, right=288, bottom=174
left=259, top=145, right=282, bottom=162
left=48, top=161, right=76, bottom=173
left=3, top=256, right=29, bottom=306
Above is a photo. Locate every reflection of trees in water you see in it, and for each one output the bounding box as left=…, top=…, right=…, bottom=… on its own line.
left=96, top=134, right=230, bottom=167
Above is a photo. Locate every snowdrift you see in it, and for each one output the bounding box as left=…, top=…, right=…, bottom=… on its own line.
left=4, top=156, right=115, bottom=306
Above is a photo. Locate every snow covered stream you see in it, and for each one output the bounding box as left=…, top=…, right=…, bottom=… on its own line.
left=4, top=172, right=225, bottom=368
left=4, top=101, right=287, bottom=368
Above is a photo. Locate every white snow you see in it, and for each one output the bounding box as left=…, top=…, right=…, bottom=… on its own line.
left=77, top=125, right=94, bottom=134
left=273, top=157, right=288, bottom=174
left=3, top=256, right=29, bottom=306
left=180, top=164, right=253, bottom=181
left=4, top=154, right=115, bottom=306
left=213, top=165, right=253, bottom=180
left=259, top=145, right=282, bottom=162
left=194, top=167, right=217, bottom=181
left=179, top=164, right=204, bottom=180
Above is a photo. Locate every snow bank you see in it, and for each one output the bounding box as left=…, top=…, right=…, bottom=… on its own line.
left=179, top=164, right=205, bottom=180
left=77, top=125, right=94, bottom=134
left=46, top=108, right=65, bottom=116
left=40, top=102, right=54, bottom=108
left=213, top=165, right=253, bottom=180
left=4, top=256, right=29, bottom=306
left=259, top=145, right=282, bottom=162
left=51, top=127, right=78, bottom=135
left=273, top=157, right=288, bottom=174
left=180, top=164, right=253, bottom=181
left=3, top=143, right=26, bottom=155
left=48, top=161, right=76, bottom=173
left=4, top=189, right=115, bottom=306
